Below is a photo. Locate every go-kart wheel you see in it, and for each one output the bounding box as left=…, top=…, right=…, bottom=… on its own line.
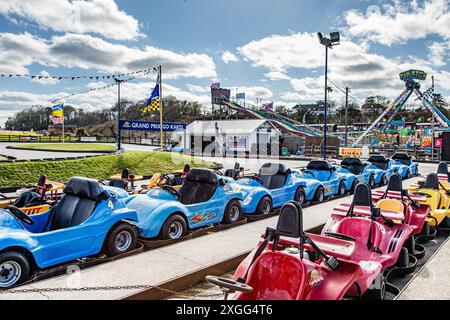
left=314, top=187, right=324, bottom=202
left=368, top=175, right=375, bottom=189
left=381, top=174, right=388, bottom=186
left=222, top=200, right=242, bottom=224
left=104, top=223, right=138, bottom=256
left=404, top=235, right=416, bottom=254
left=0, top=251, right=31, bottom=288
left=395, top=247, right=409, bottom=268
left=294, top=187, right=306, bottom=205
left=160, top=214, right=188, bottom=240
left=440, top=216, right=450, bottom=228
left=256, top=196, right=272, bottom=215
left=419, top=221, right=431, bottom=237
left=338, top=181, right=346, bottom=196
left=363, top=274, right=386, bottom=300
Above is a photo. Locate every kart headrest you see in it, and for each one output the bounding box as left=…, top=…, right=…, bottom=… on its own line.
left=437, top=162, right=449, bottom=175
left=341, top=157, right=363, bottom=167
left=368, top=155, right=389, bottom=163
left=37, top=175, right=47, bottom=187
left=306, top=160, right=333, bottom=171
left=185, top=169, right=218, bottom=185
left=386, top=173, right=403, bottom=192
left=352, top=183, right=373, bottom=207
left=224, top=169, right=239, bottom=179
left=234, top=162, right=241, bottom=170
left=64, top=177, right=102, bottom=200
left=423, top=173, right=439, bottom=190
left=183, top=164, right=191, bottom=174
left=260, top=163, right=288, bottom=176
left=276, top=201, right=302, bottom=239
left=122, top=168, right=130, bottom=179
left=392, top=153, right=411, bottom=161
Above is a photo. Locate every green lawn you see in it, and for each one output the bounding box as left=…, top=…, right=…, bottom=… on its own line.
left=0, top=151, right=214, bottom=187
left=10, top=143, right=116, bottom=152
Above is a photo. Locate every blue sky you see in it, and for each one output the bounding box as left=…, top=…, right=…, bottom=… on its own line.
left=0, top=0, right=449, bottom=126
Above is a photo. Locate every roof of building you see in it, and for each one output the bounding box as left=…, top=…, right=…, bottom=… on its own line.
left=186, top=119, right=277, bottom=135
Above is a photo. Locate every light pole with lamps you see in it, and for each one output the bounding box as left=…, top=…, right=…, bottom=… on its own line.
left=317, top=31, right=340, bottom=159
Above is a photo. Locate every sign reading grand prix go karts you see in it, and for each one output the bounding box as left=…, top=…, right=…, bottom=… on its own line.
left=119, top=120, right=186, bottom=132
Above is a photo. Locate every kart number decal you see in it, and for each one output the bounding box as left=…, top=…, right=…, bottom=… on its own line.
left=308, top=269, right=324, bottom=287
left=108, top=200, right=114, bottom=210
left=190, top=212, right=216, bottom=223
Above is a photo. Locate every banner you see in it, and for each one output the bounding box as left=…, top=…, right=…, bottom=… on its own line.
left=339, top=147, right=369, bottom=158
left=212, top=88, right=231, bottom=104
left=119, top=120, right=186, bottom=132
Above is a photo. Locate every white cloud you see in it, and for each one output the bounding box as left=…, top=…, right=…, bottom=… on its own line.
left=265, top=71, right=291, bottom=81
left=0, top=0, right=141, bottom=40
left=186, top=84, right=209, bottom=94
left=344, top=0, right=450, bottom=46
left=0, top=32, right=217, bottom=79
left=30, top=70, right=59, bottom=85
left=221, top=50, right=239, bottom=64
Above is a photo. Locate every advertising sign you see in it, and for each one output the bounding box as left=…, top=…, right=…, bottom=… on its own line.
left=339, top=147, right=369, bottom=158
left=119, top=120, right=186, bottom=132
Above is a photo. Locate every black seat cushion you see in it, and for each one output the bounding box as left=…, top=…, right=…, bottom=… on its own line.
left=437, top=162, right=449, bottom=175
left=368, top=155, right=389, bottom=170
left=224, top=169, right=240, bottom=180
left=423, top=173, right=439, bottom=190
left=109, top=180, right=128, bottom=190
left=50, top=177, right=102, bottom=231
left=178, top=169, right=217, bottom=205
left=258, top=163, right=289, bottom=190
left=306, top=160, right=333, bottom=171
left=13, top=191, right=42, bottom=208
left=386, top=174, right=403, bottom=192
left=341, top=158, right=364, bottom=175
left=392, top=153, right=412, bottom=166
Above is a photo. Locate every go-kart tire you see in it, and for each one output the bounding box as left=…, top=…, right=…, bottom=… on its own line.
left=222, top=200, right=242, bottom=224
left=419, top=221, right=431, bottom=237
left=368, top=175, right=375, bottom=189
left=0, top=251, right=31, bottom=288
left=439, top=216, right=450, bottom=228
left=395, top=247, right=409, bottom=268
left=104, top=223, right=138, bottom=256
left=338, top=181, right=346, bottom=196
left=363, top=274, right=386, bottom=300
left=159, top=214, right=188, bottom=240
left=294, top=187, right=306, bottom=205
left=256, top=196, right=272, bottom=215
left=314, top=187, right=324, bottom=202
left=380, top=174, right=388, bottom=186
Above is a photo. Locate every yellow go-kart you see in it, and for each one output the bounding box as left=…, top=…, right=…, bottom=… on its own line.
left=409, top=173, right=450, bottom=228
left=408, top=161, right=450, bottom=193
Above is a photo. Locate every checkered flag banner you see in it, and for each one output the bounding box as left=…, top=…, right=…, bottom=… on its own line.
left=421, top=86, right=434, bottom=100
left=144, top=97, right=160, bottom=112
left=211, top=82, right=221, bottom=90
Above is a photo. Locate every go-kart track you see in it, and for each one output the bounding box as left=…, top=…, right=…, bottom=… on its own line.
left=0, top=160, right=448, bottom=301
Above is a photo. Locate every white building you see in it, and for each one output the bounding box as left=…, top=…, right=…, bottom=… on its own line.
left=185, top=119, right=280, bottom=156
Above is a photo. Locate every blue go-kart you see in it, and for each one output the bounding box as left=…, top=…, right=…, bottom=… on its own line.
left=336, top=157, right=386, bottom=188
left=0, top=177, right=139, bottom=288
left=300, top=160, right=350, bottom=197
left=231, top=163, right=324, bottom=214
left=367, top=155, right=410, bottom=180
left=124, top=169, right=244, bottom=240
left=391, top=152, right=418, bottom=178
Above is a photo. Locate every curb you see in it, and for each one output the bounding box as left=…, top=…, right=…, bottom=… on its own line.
left=6, top=146, right=117, bottom=154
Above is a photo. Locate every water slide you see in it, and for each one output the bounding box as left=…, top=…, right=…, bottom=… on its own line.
left=222, top=101, right=321, bottom=137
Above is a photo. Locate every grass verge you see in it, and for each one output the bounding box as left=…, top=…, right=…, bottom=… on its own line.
left=9, top=143, right=116, bottom=152
left=0, top=151, right=214, bottom=187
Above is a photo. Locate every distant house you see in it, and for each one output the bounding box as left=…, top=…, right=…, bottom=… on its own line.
left=48, top=124, right=77, bottom=135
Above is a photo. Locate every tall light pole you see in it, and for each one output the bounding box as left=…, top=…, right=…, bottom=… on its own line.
left=114, top=78, right=124, bottom=151
left=318, top=31, right=340, bottom=159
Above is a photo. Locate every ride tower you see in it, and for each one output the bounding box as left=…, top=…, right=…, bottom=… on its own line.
left=353, top=69, right=450, bottom=147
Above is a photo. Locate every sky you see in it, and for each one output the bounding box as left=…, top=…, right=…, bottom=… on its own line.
left=0, top=0, right=449, bottom=126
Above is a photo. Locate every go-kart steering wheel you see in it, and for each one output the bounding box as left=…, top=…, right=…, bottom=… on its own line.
left=163, top=186, right=180, bottom=200
left=6, top=206, right=34, bottom=225
left=303, top=170, right=315, bottom=177
left=247, top=175, right=264, bottom=185
left=206, top=276, right=253, bottom=294
left=214, top=170, right=224, bottom=176
left=324, top=232, right=356, bottom=242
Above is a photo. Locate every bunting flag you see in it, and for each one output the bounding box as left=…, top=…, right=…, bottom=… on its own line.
left=0, top=67, right=157, bottom=82
left=143, top=77, right=160, bottom=114
left=211, top=82, right=221, bottom=90
left=264, top=102, right=274, bottom=111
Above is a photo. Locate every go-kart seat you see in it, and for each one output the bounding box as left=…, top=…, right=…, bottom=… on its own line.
left=306, top=160, right=334, bottom=181
left=178, top=169, right=217, bottom=205
left=224, top=169, right=240, bottom=180
left=341, top=158, right=364, bottom=175
left=423, top=173, right=440, bottom=190
left=109, top=179, right=129, bottom=190
left=36, top=175, right=48, bottom=198
left=13, top=191, right=42, bottom=208
left=392, top=153, right=412, bottom=166
left=437, top=162, right=450, bottom=182
left=368, top=155, right=389, bottom=171
left=50, top=177, right=104, bottom=231
left=386, top=173, right=403, bottom=192
left=121, top=168, right=130, bottom=179
left=257, top=163, right=290, bottom=190
left=376, top=199, right=404, bottom=217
